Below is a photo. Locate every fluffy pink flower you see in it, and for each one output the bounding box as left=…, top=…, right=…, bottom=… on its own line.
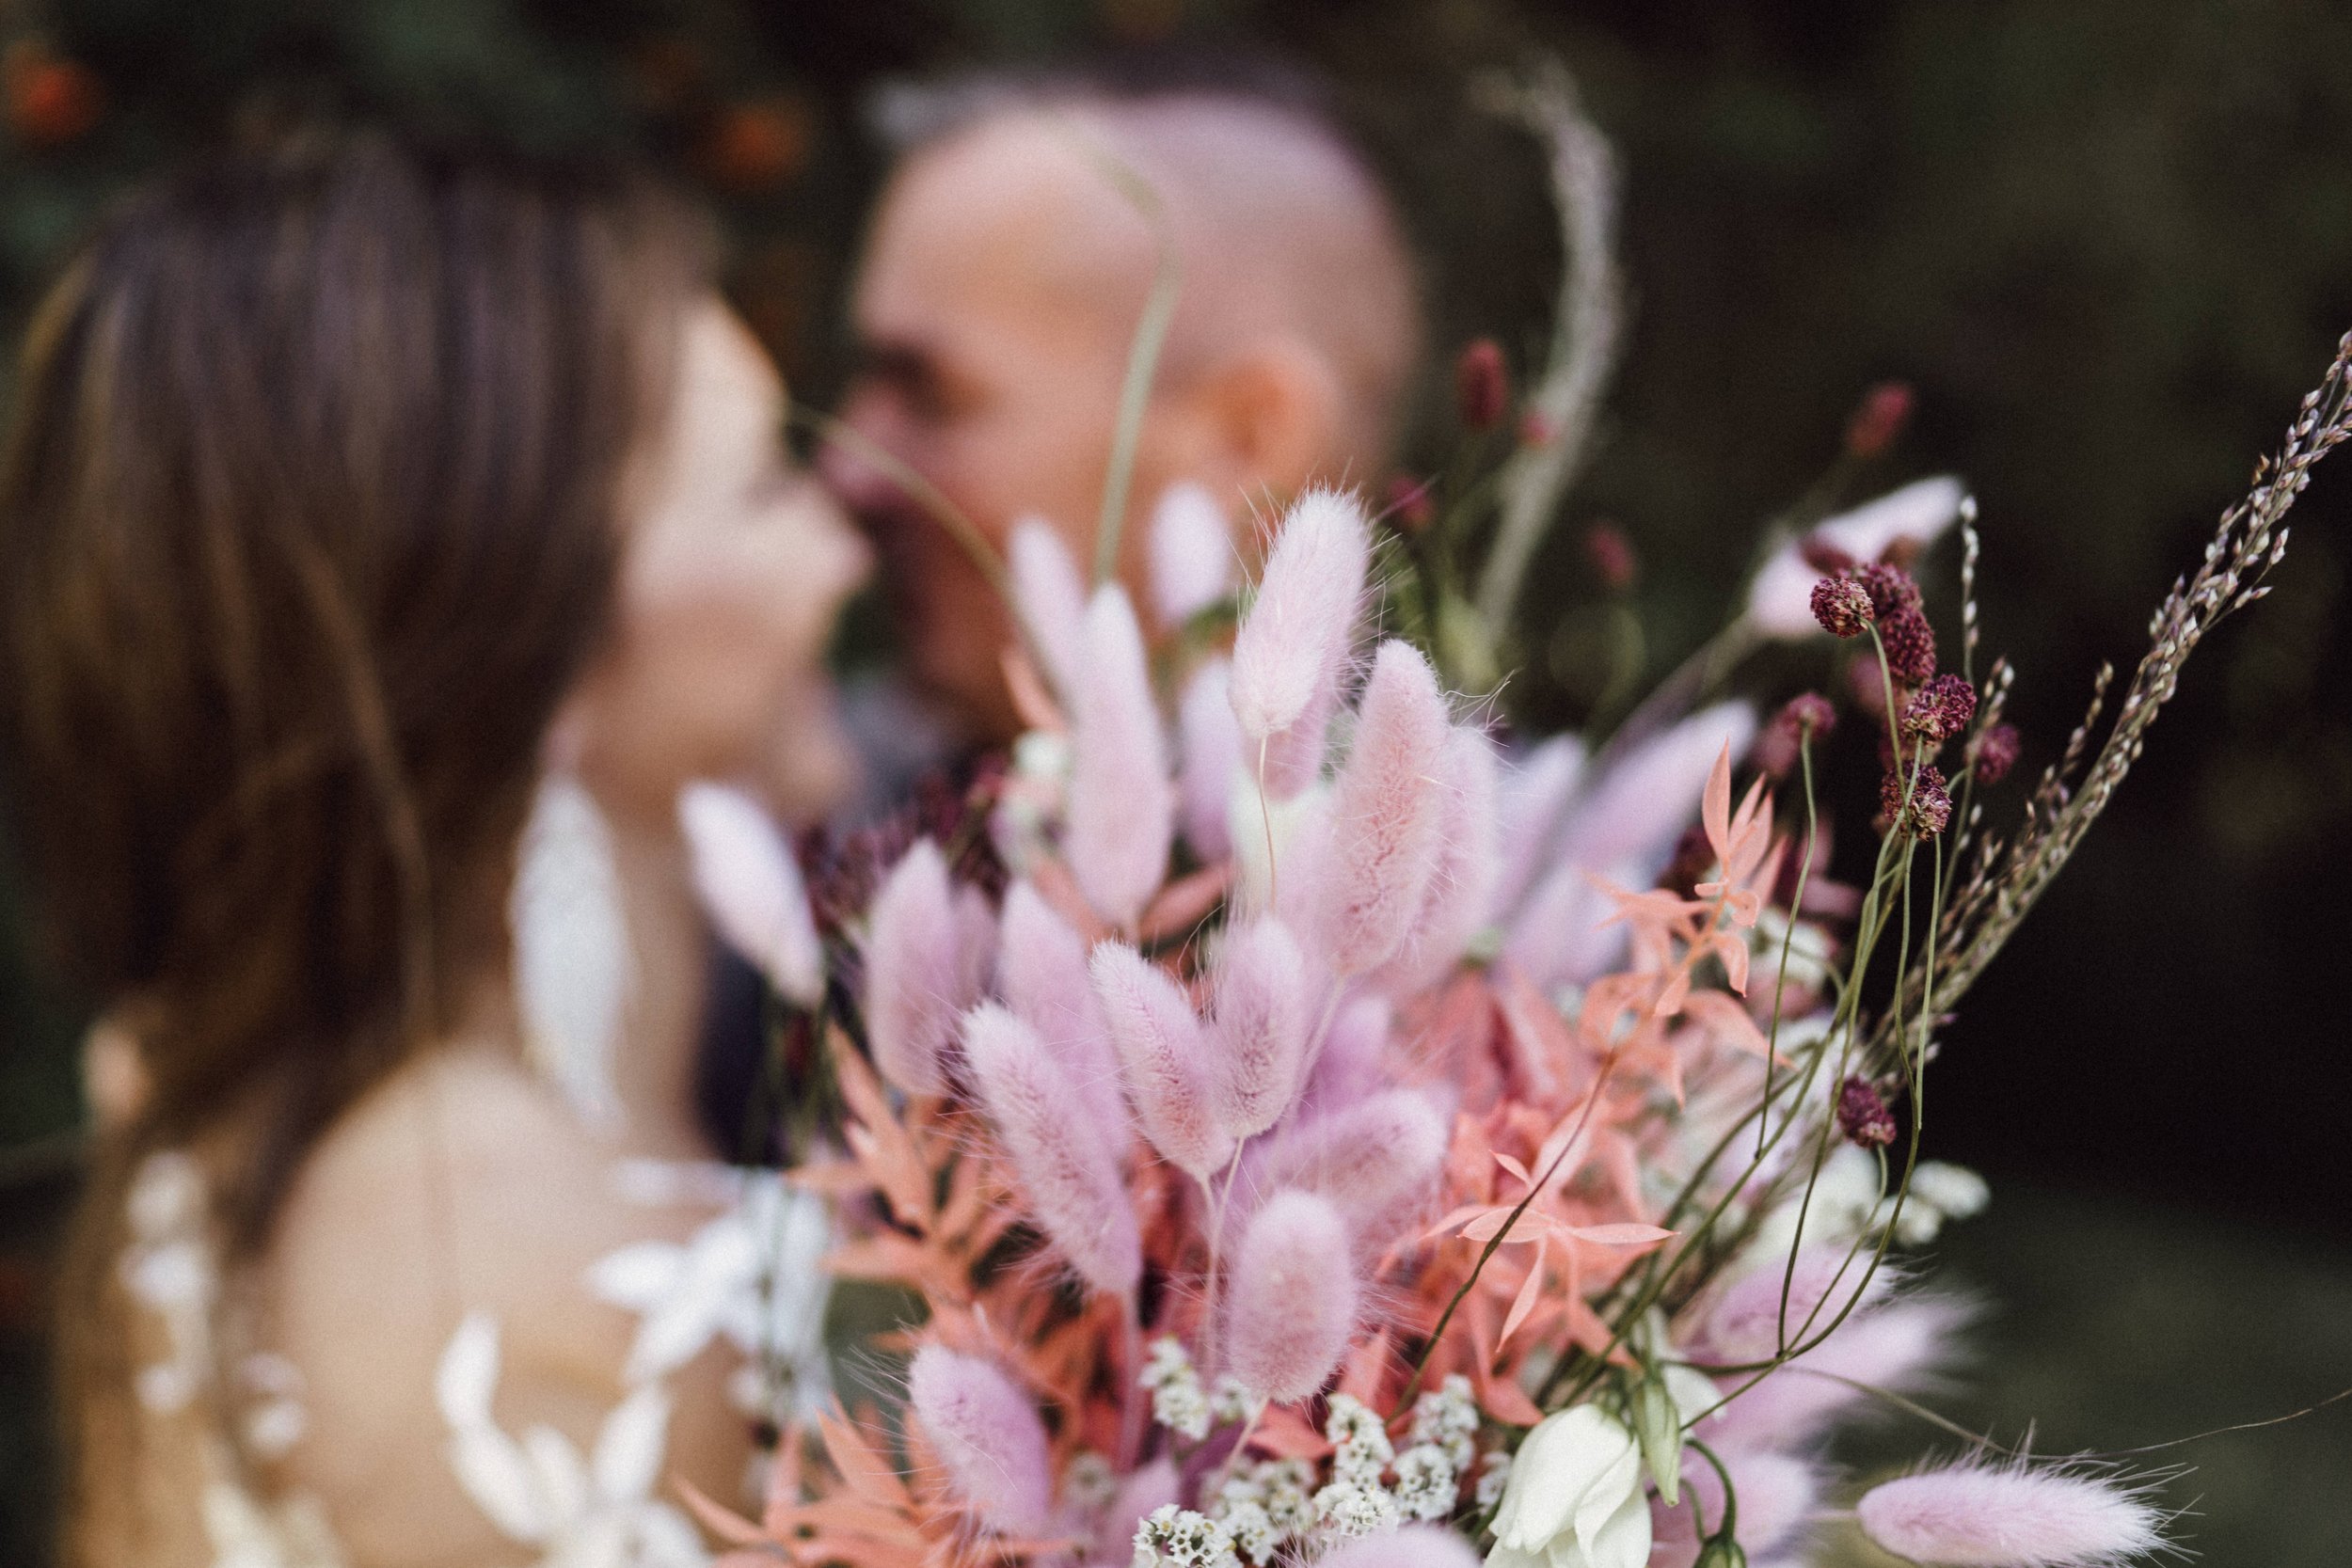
left=1228, top=487, right=1370, bottom=798
left=906, top=1343, right=1053, bottom=1532
left=675, top=782, right=824, bottom=1006
left=1709, top=1297, right=1969, bottom=1451
left=1222, top=1189, right=1357, bottom=1402
left=960, top=1004, right=1141, bottom=1296
left=1252, top=1087, right=1449, bottom=1246
left=1855, top=1462, right=2165, bottom=1567
left=1321, top=1526, right=1484, bottom=1567
left=1296, top=992, right=1391, bottom=1118
left=1147, top=481, right=1235, bottom=628
left=1207, top=917, right=1315, bottom=1139
left=1096, top=1459, right=1180, bottom=1562
left=1316, top=640, right=1451, bottom=976
left=994, top=880, right=1128, bottom=1148
left=1089, top=942, right=1233, bottom=1180
left=1746, top=477, right=1966, bottom=638
left=1697, top=1245, right=1900, bottom=1365
left=1008, top=518, right=1089, bottom=698
left=865, top=839, right=979, bottom=1096
left=1653, top=1449, right=1820, bottom=1566
left=1177, top=657, right=1241, bottom=863
left=1065, top=586, right=1174, bottom=927
left=1383, top=724, right=1502, bottom=990
left=1488, top=734, right=1587, bottom=921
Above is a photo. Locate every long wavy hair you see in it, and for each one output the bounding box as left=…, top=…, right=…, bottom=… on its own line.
left=0, top=130, right=702, bottom=1564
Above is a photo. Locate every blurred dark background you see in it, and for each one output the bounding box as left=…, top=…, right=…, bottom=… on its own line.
left=2, top=0, right=2346, bottom=1562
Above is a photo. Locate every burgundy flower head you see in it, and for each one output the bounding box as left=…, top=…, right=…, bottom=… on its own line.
left=1902, top=673, right=1978, bottom=743
left=1454, top=338, right=1508, bottom=431
left=1838, top=1076, right=1899, bottom=1149
left=1855, top=562, right=1923, bottom=621
left=1881, top=762, right=1953, bottom=838
left=1972, top=722, right=2021, bottom=785
left=1811, top=576, right=1875, bottom=638
left=1877, top=607, right=1939, bottom=685
left=1758, top=692, right=1839, bottom=779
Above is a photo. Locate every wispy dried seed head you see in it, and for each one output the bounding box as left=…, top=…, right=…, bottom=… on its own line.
left=1880, top=762, right=1953, bottom=838
left=1810, top=575, right=1875, bottom=638
left=1972, top=722, right=2022, bottom=785
left=1901, top=673, right=1978, bottom=743
left=1837, top=1076, right=1899, bottom=1149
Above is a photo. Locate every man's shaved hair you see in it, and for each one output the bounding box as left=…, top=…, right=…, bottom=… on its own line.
left=869, top=49, right=1426, bottom=462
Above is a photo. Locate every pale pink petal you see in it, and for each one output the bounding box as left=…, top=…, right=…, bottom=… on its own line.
left=1229, top=487, right=1370, bottom=799
left=1065, top=586, right=1173, bottom=927
left=1147, top=481, right=1235, bottom=628
left=994, top=880, right=1128, bottom=1150
left=1222, top=1190, right=1356, bottom=1403
left=1089, top=942, right=1232, bottom=1180
left=677, top=783, right=824, bottom=1006
left=1177, top=657, right=1242, bottom=863
left=1315, top=640, right=1451, bottom=977
left=865, top=839, right=976, bottom=1095
left=1009, top=518, right=1089, bottom=696
left=907, top=1344, right=1054, bottom=1532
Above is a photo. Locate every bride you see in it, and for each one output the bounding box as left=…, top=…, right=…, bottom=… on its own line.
left=0, top=133, right=869, bottom=1567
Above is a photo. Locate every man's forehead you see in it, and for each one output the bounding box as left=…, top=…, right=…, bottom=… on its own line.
left=857, top=115, right=1154, bottom=343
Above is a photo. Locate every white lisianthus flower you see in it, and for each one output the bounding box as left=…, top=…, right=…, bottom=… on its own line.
left=1485, top=1406, right=1650, bottom=1568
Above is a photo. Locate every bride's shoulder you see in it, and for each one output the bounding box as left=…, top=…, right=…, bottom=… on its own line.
left=256, top=1047, right=734, bottom=1564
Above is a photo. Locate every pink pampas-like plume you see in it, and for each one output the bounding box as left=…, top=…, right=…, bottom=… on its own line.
left=1147, top=481, right=1235, bottom=628
left=1207, top=916, right=1315, bottom=1139
left=1297, top=992, right=1391, bottom=1118
left=1316, top=639, right=1452, bottom=976
left=1228, top=487, right=1371, bottom=798
left=675, top=782, right=825, bottom=1006
left=960, top=1003, right=1141, bottom=1296
left=1089, top=941, right=1233, bottom=1180
left=1251, top=1086, right=1448, bottom=1245
left=1382, top=724, right=1502, bottom=991
left=994, top=880, right=1129, bottom=1153
left=1008, top=518, right=1089, bottom=699
left=1696, top=1244, right=1901, bottom=1365
left=865, top=839, right=979, bottom=1096
left=1065, top=586, right=1174, bottom=928
left=1318, top=1526, right=1485, bottom=1568
left=1709, top=1296, right=1970, bottom=1451
left=1221, top=1189, right=1357, bottom=1403
left=905, top=1343, right=1055, bottom=1533
left=1682, top=1448, right=1819, bottom=1560
left=1488, top=733, right=1586, bottom=921
left=1177, top=657, right=1242, bottom=863
left=1855, top=1461, right=2166, bottom=1567
left=1555, top=700, right=1757, bottom=875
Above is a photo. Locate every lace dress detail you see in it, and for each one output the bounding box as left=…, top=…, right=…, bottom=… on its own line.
left=119, top=1151, right=834, bottom=1568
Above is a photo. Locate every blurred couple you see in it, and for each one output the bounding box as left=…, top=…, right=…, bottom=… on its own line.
left=0, top=52, right=1423, bottom=1568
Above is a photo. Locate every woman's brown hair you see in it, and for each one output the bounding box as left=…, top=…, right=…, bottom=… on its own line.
left=0, top=130, right=702, bottom=1562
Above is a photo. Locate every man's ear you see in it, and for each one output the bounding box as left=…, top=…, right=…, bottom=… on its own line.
left=1178, top=337, right=1347, bottom=501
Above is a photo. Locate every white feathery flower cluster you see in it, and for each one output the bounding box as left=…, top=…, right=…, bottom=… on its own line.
left=1209, top=1459, right=1318, bottom=1564
left=1209, top=1374, right=1259, bottom=1426
left=1311, top=1393, right=1406, bottom=1539
left=1411, top=1374, right=1482, bottom=1470
left=1133, top=1504, right=1240, bottom=1568
left=1475, top=1452, right=1513, bottom=1511
left=1141, top=1336, right=1212, bottom=1440
left=1391, top=1443, right=1460, bottom=1522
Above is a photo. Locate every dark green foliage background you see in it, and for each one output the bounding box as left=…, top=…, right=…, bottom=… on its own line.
left=3, top=0, right=2347, bottom=1562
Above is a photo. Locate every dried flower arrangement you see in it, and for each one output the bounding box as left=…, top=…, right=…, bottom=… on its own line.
left=674, top=61, right=2352, bottom=1568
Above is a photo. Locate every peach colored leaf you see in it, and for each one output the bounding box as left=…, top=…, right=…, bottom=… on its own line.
left=1492, top=1151, right=1534, bottom=1187
left=824, top=1235, right=934, bottom=1284
left=675, top=1479, right=771, bottom=1547
left=1459, top=1206, right=1538, bottom=1244
left=1701, top=742, right=1734, bottom=862
left=1499, top=1237, right=1548, bottom=1348
left=816, top=1407, right=912, bottom=1510
left=1681, top=990, right=1772, bottom=1058
left=1562, top=1223, right=1673, bottom=1247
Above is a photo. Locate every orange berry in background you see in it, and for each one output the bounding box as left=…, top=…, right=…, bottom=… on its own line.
left=701, top=97, right=812, bottom=194
left=5, top=38, right=104, bottom=148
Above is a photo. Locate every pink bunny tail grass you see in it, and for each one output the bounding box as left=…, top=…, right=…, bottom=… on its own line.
left=1089, top=941, right=1232, bottom=1180
left=1655, top=1449, right=1820, bottom=1566
left=1098, top=1458, right=1181, bottom=1561
left=905, top=1343, right=1055, bottom=1534
left=1298, top=992, right=1391, bottom=1119
left=1177, top=658, right=1242, bottom=863
left=1381, top=724, right=1502, bottom=992
left=995, top=880, right=1129, bottom=1149
left=1229, top=487, right=1370, bottom=798
left=1008, top=517, right=1089, bottom=698
left=1710, top=1295, right=1971, bottom=1451
left=1855, top=1461, right=2169, bottom=1568
left=1699, top=1244, right=1902, bottom=1365
left=1147, top=480, right=1235, bottom=628
left=1318, top=1526, right=1484, bottom=1568
left=676, top=782, right=824, bottom=1006
left=1065, top=586, right=1174, bottom=927
left=1316, top=640, right=1451, bottom=976
left=1556, top=700, right=1758, bottom=876
left=865, top=839, right=977, bottom=1096
left=960, top=1004, right=1142, bottom=1296
left=1222, top=1189, right=1357, bottom=1403
left=1488, top=733, right=1587, bottom=921
left=1253, top=1086, right=1448, bottom=1247
left=1207, top=916, right=1315, bottom=1139
left=1498, top=859, right=1620, bottom=993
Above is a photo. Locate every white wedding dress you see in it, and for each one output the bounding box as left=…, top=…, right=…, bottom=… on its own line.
left=118, top=1149, right=834, bottom=1568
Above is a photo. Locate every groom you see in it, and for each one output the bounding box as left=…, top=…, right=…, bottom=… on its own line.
left=821, top=52, right=1425, bottom=744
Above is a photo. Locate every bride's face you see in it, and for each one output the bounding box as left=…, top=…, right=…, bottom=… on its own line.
left=569, top=297, right=870, bottom=826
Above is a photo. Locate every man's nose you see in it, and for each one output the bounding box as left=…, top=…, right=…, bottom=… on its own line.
left=818, top=387, right=912, bottom=522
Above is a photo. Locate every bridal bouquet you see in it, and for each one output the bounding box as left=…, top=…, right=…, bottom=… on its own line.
left=673, top=303, right=2349, bottom=1568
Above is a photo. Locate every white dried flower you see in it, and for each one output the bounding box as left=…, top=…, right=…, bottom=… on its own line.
left=1391, top=1443, right=1460, bottom=1522
left=1220, top=1499, right=1279, bottom=1564
left=1209, top=1374, right=1259, bottom=1426
left=1475, top=1452, right=1513, bottom=1511
left=1257, top=1460, right=1318, bottom=1536
left=1325, top=1393, right=1395, bottom=1484
left=1065, top=1451, right=1119, bottom=1512
left=1410, top=1373, right=1481, bottom=1470
left=1141, top=1336, right=1212, bottom=1440
left=1313, top=1480, right=1401, bottom=1540
left=1135, top=1503, right=1240, bottom=1568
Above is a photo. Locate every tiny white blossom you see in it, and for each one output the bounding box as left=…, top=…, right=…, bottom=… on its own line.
left=1065, top=1451, right=1119, bottom=1512
left=1208, top=1374, right=1259, bottom=1426
left=1141, top=1337, right=1212, bottom=1440
left=1220, top=1499, right=1279, bottom=1564
left=1135, top=1503, right=1240, bottom=1568
left=1475, top=1452, right=1512, bottom=1511
left=1391, top=1443, right=1459, bottom=1522
left=1256, top=1460, right=1317, bottom=1536
left=1410, top=1374, right=1481, bottom=1470
left=1313, top=1480, right=1401, bottom=1540
left=1324, top=1393, right=1394, bottom=1483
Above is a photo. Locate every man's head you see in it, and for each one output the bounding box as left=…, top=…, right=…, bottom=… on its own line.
left=825, top=56, right=1422, bottom=738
